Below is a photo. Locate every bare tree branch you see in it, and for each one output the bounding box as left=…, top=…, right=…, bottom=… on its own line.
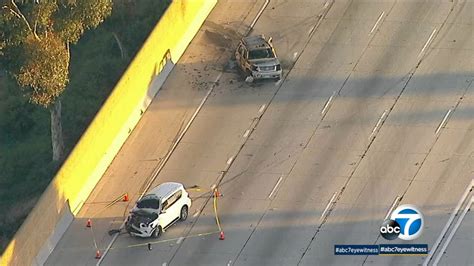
left=7, top=0, right=40, bottom=40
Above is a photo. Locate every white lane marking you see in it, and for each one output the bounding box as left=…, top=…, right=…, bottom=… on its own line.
left=293, top=52, right=298, bottom=60
left=214, top=72, right=223, bottom=83
left=268, top=176, right=284, bottom=198
left=369, top=110, right=388, bottom=140
left=321, top=192, right=338, bottom=219
left=243, top=129, right=251, bottom=138
left=211, top=184, right=217, bottom=190
left=97, top=72, right=224, bottom=266
left=193, top=210, right=201, bottom=218
left=423, top=180, right=474, bottom=266
left=384, top=196, right=401, bottom=220
left=419, top=28, right=437, bottom=57
left=275, top=79, right=283, bottom=86
left=370, top=11, right=385, bottom=34
left=227, top=157, right=234, bottom=165
left=162, top=263, right=167, bottom=266
left=309, top=0, right=333, bottom=36
left=176, top=236, right=184, bottom=244
left=258, top=104, right=266, bottom=113
left=435, top=108, right=453, bottom=135
left=433, top=196, right=473, bottom=265
left=321, top=91, right=336, bottom=116
left=250, top=0, right=270, bottom=29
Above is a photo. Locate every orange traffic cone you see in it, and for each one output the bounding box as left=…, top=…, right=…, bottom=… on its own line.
left=95, top=249, right=101, bottom=259
left=123, top=193, right=129, bottom=202
left=219, top=231, right=225, bottom=240
left=86, top=218, right=92, bottom=228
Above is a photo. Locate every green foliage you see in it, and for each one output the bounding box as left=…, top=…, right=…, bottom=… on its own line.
left=54, top=0, right=112, bottom=44
left=0, top=0, right=113, bottom=108
left=17, top=34, right=69, bottom=107
left=0, top=0, right=171, bottom=251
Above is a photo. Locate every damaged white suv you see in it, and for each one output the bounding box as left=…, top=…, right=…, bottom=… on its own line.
left=125, top=182, right=191, bottom=238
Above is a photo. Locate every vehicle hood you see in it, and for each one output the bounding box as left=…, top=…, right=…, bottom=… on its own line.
left=248, top=58, right=280, bottom=67
left=128, top=209, right=158, bottom=227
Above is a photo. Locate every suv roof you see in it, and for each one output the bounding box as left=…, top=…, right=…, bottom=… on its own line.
left=148, top=182, right=183, bottom=199
left=242, top=35, right=271, bottom=50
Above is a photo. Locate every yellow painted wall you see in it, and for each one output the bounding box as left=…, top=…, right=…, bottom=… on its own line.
left=1, top=1, right=217, bottom=265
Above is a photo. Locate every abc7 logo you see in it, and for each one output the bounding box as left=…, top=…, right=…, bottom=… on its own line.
left=380, top=204, right=424, bottom=241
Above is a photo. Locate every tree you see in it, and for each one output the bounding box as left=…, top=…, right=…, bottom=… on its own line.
left=0, top=0, right=112, bottom=161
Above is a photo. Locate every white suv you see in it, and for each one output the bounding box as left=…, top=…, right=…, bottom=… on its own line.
left=125, top=182, right=192, bottom=238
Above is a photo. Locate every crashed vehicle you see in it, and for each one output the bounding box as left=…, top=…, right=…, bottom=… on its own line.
left=125, top=182, right=191, bottom=238
left=235, top=34, right=282, bottom=81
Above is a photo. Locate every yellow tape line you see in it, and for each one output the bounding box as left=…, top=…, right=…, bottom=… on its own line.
left=213, top=190, right=222, bottom=232
left=91, top=192, right=128, bottom=218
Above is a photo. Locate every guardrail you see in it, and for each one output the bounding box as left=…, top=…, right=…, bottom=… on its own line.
left=0, top=1, right=217, bottom=265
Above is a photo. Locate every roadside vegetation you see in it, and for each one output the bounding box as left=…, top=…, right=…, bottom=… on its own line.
left=0, top=0, right=171, bottom=252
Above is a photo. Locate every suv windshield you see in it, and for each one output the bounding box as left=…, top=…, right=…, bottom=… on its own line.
left=137, top=196, right=160, bottom=209
left=248, top=48, right=274, bottom=60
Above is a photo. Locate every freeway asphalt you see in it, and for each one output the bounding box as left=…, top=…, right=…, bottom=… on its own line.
left=46, top=0, right=472, bottom=265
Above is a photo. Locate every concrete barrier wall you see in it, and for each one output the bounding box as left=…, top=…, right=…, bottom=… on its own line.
left=1, top=1, right=217, bottom=265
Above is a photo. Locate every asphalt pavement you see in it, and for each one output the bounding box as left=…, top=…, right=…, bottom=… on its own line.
left=46, top=0, right=473, bottom=265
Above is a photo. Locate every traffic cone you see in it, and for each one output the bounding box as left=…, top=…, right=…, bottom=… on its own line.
left=95, top=249, right=101, bottom=259
left=123, top=193, right=129, bottom=202
left=86, top=218, right=92, bottom=228
left=219, top=231, right=225, bottom=240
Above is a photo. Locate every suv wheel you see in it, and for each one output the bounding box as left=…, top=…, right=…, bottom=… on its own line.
left=180, top=205, right=188, bottom=221
left=152, top=226, right=162, bottom=238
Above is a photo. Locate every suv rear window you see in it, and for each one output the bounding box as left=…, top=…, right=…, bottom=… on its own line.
left=248, top=48, right=274, bottom=60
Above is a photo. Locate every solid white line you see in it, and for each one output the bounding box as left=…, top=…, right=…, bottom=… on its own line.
left=384, top=196, right=401, bottom=220
left=369, top=110, right=388, bottom=140
left=268, top=176, right=284, bottom=198
left=435, top=108, right=453, bottom=135
left=419, top=28, right=437, bottom=57
left=432, top=196, right=473, bottom=265
left=250, top=0, right=270, bottom=29
left=97, top=72, right=223, bottom=265
left=370, top=11, right=385, bottom=34
left=193, top=210, right=200, bottom=218
left=321, top=91, right=336, bottom=115
left=258, top=104, right=266, bottom=113
left=243, top=129, right=251, bottom=138
left=227, top=157, right=234, bottom=165
left=176, top=236, right=184, bottom=244
left=321, top=192, right=338, bottom=219
left=423, top=179, right=473, bottom=266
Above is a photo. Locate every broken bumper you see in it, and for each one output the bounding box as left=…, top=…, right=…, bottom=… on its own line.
left=251, top=70, right=282, bottom=79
